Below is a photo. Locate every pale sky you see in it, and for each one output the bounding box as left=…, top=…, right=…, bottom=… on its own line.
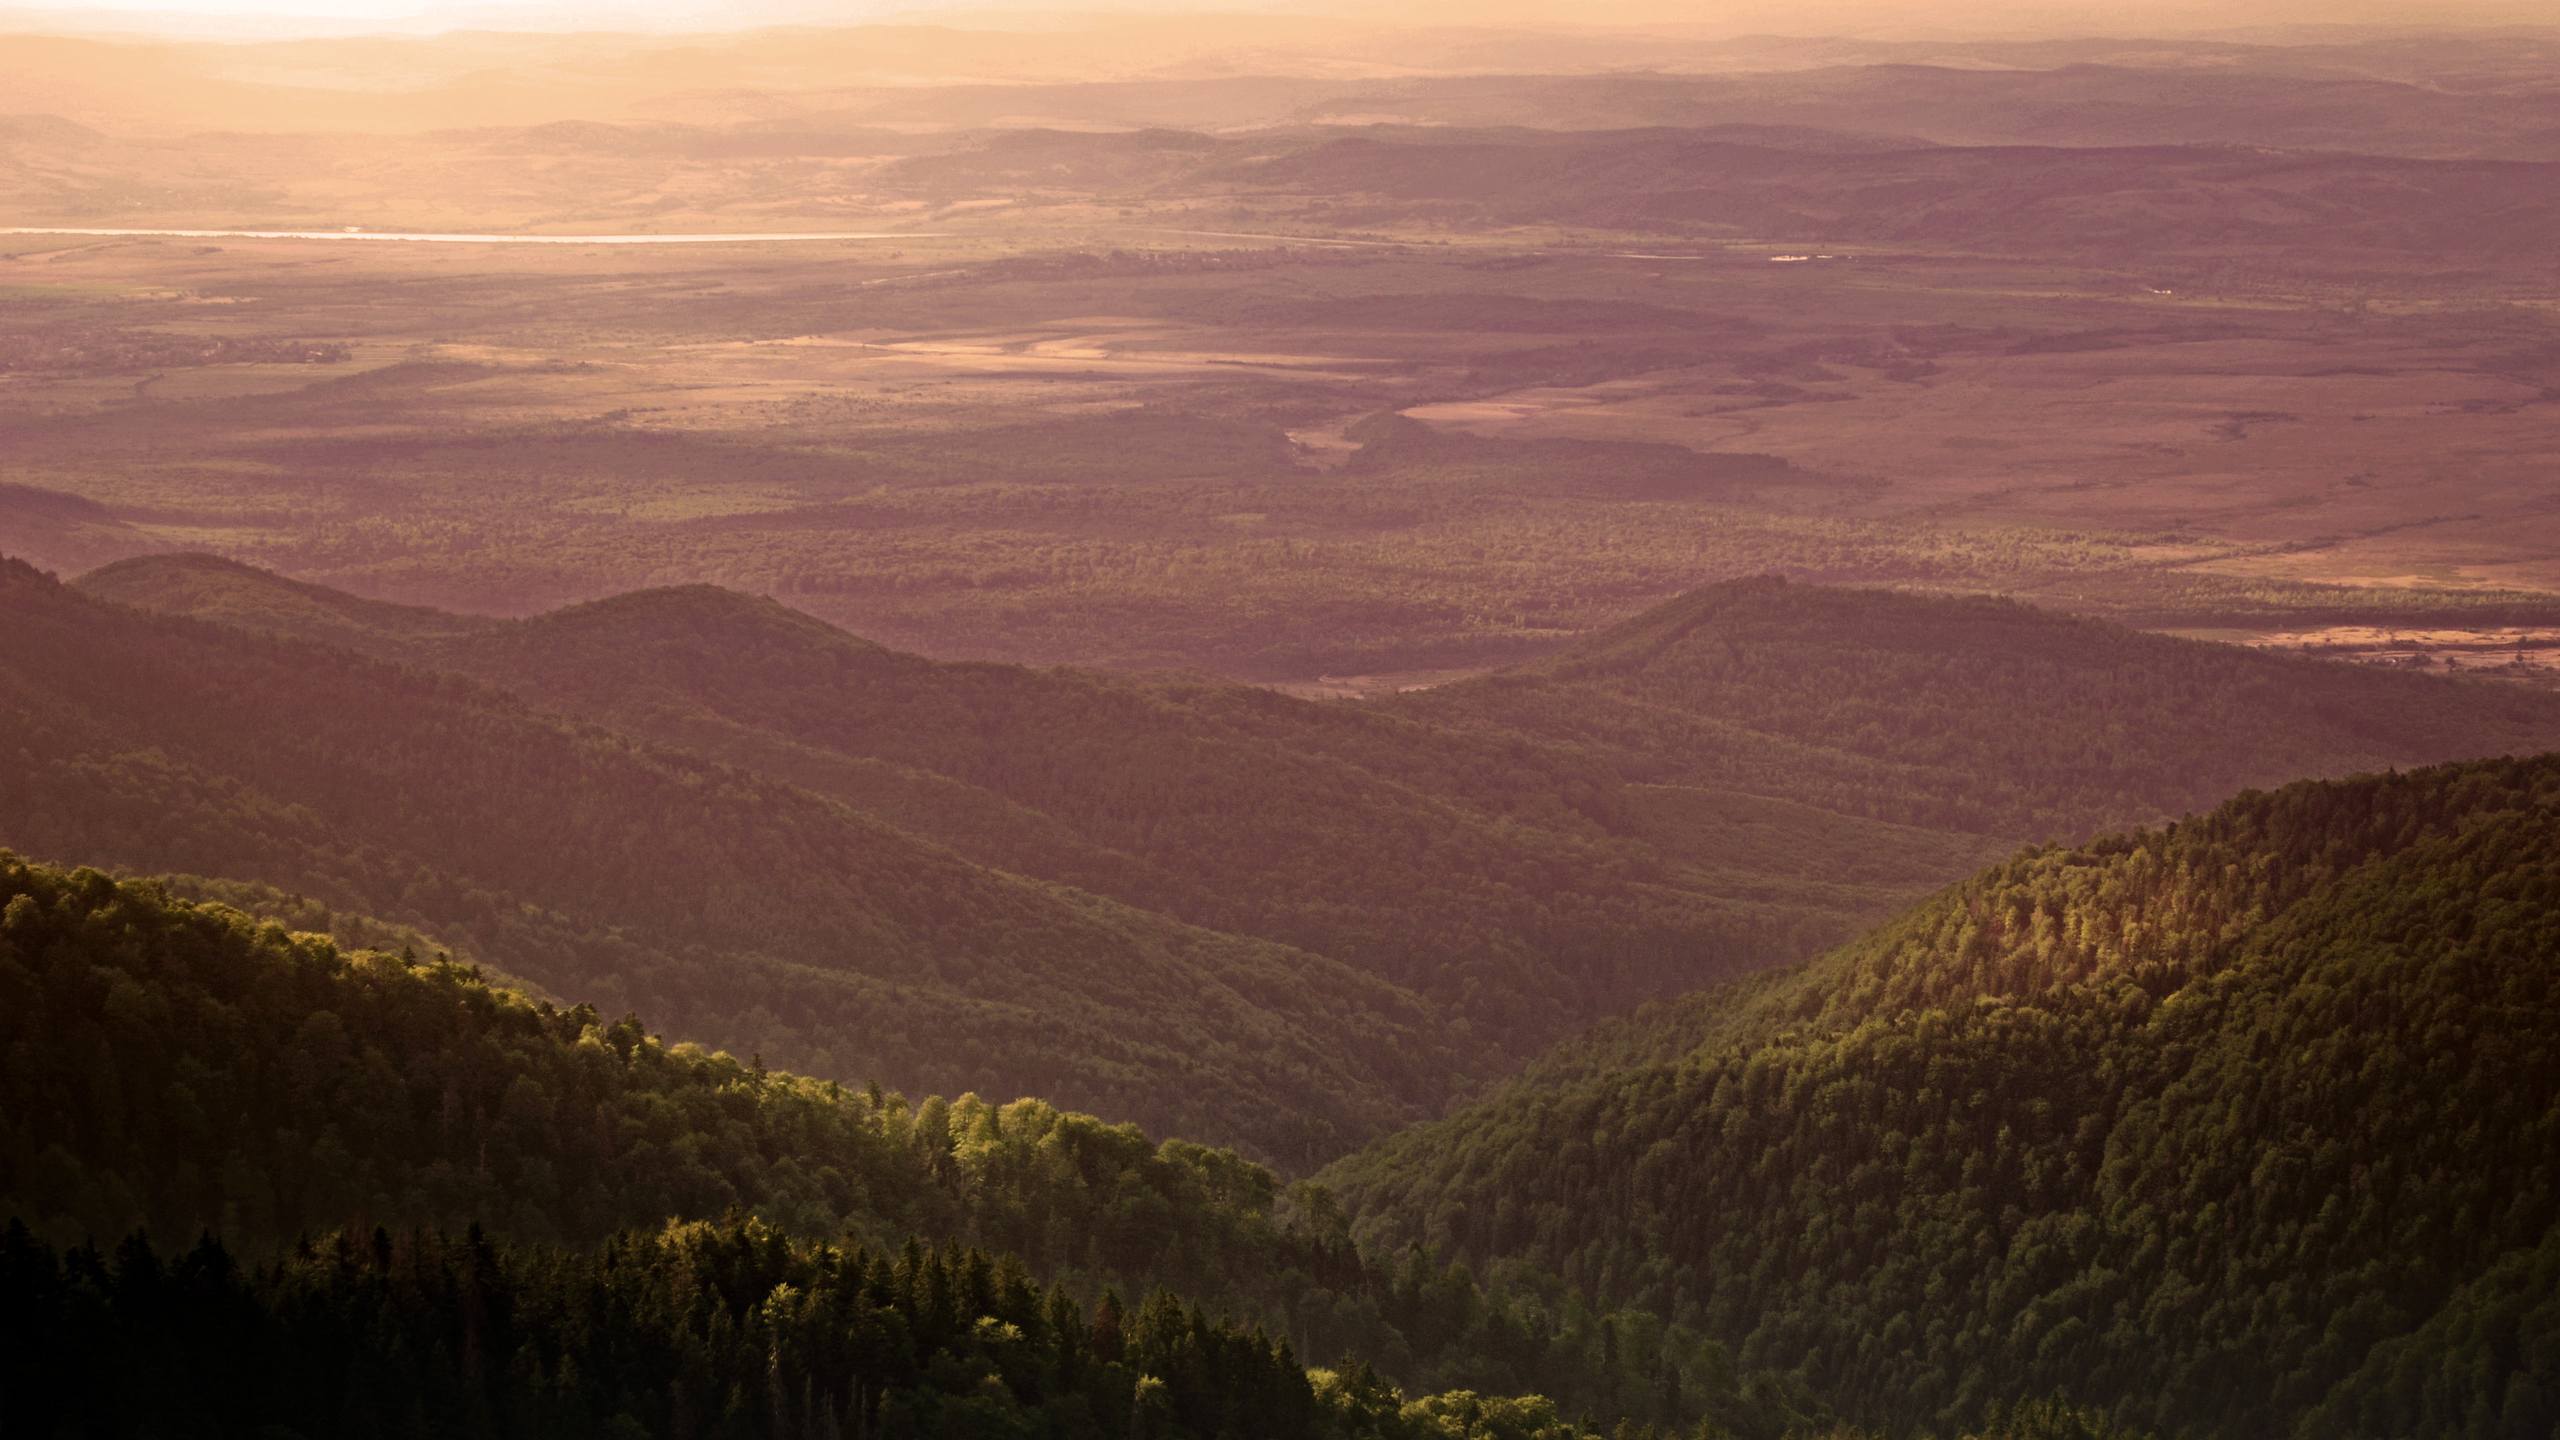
left=5, top=0, right=2549, bottom=36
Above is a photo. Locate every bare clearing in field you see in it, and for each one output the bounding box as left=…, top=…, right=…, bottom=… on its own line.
left=2171, top=624, right=2560, bottom=687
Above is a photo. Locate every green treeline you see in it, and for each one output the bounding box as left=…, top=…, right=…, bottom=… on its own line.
left=0, top=852, right=1786, bottom=1434
left=0, top=1219, right=2145, bottom=1440
left=1323, top=756, right=2560, bottom=1440
left=0, top=1217, right=1517, bottom=1440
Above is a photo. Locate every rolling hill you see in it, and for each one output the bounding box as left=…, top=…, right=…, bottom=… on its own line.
left=1268, top=65, right=2560, bottom=160
left=1320, top=753, right=2560, bottom=1439
left=62, top=556, right=2560, bottom=1148
left=76, top=553, right=1835, bottom=1054
left=0, top=484, right=157, bottom=578
left=1381, top=576, right=2560, bottom=838
left=0, top=557, right=1463, bottom=1166
left=11, top=557, right=2559, bottom=1433
left=0, top=848, right=1799, bottom=1437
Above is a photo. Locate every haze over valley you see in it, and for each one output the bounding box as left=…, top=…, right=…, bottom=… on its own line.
left=4, top=5, right=2559, bottom=1439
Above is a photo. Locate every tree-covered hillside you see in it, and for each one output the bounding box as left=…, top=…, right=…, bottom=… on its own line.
left=0, top=559, right=1458, bottom=1165
left=17, top=557, right=2539, bottom=1436
left=355, top=578, right=1806, bottom=1047
left=75, top=554, right=1864, bottom=1052
left=0, top=852, right=1813, bottom=1437
left=75, top=555, right=2560, bottom=1085
left=1322, top=755, right=2560, bottom=1439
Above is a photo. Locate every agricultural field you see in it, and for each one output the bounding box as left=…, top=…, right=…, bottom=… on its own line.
left=9, top=214, right=2556, bottom=681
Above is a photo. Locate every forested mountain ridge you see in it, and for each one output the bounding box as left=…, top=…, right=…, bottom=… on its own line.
left=73, top=554, right=2560, bottom=1082
left=77, top=553, right=1850, bottom=1054
left=0, top=851, right=1286, bottom=1273
left=0, top=558, right=1462, bottom=1165
left=375, top=578, right=1800, bottom=1044
left=1320, top=754, right=2560, bottom=1440
left=17, top=554, right=2548, bottom=1435
left=0, top=850, right=1836, bottom=1438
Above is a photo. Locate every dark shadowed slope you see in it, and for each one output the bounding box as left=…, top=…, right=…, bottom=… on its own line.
left=1323, top=754, right=2560, bottom=1440
left=0, top=558, right=1459, bottom=1165
left=78, top=556, right=2560, bottom=1088
left=80, top=555, right=1837, bottom=1055
left=426, top=582, right=1821, bottom=1041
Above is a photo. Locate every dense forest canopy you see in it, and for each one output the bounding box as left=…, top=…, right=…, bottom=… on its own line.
left=0, top=1218, right=2154, bottom=1440
left=0, top=852, right=1826, bottom=1437
left=1322, top=755, right=2560, bottom=1439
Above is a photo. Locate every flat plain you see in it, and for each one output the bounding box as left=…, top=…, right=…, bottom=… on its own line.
left=8, top=25, right=2560, bottom=687
left=8, top=214, right=2558, bottom=684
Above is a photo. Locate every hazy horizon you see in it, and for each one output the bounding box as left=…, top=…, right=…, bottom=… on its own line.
left=7, top=0, right=2556, bottom=41
left=5, top=5, right=2558, bottom=1437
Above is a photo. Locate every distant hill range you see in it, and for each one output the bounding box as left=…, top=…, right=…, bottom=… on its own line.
left=868, top=125, right=2560, bottom=258
left=12, top=113, right=2555, bottom=258
left=4, top=556, right=1468, bottom=1166
left=9, top=23, right=2560, bottom=252
left=2, top=22, right=2556, bottom=154
left=11, top=551, right=2558, bottom=1162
